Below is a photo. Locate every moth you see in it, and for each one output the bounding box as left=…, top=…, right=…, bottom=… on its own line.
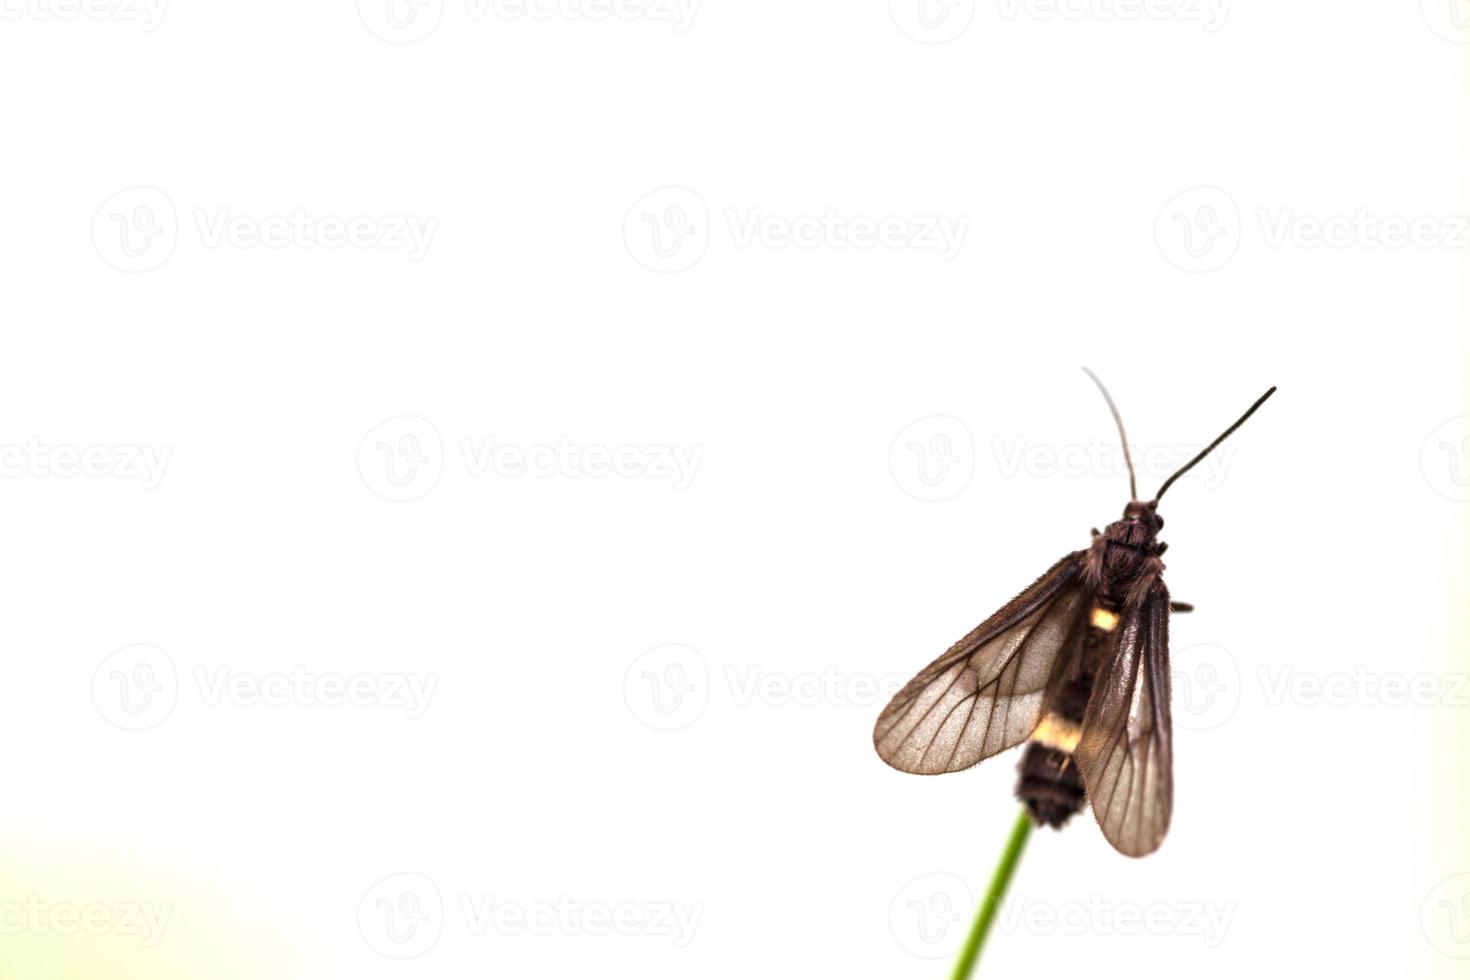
left=873, top=371, right=1275, bottom=857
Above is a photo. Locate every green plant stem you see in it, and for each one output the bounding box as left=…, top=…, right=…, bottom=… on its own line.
left=948, top=808, right=1033, bottom=980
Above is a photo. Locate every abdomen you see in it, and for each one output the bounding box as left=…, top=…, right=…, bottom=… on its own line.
left=1014, top=603, right=1117, bottom=827
left=1015, top=678, right=1089, bottom=827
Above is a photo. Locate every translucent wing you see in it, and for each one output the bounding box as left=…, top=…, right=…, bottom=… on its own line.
left=1076, top=582, right=1174, bottom=857
left=873, top=552, right=1091, bottom=775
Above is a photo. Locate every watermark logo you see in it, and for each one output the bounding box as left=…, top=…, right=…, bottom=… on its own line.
left=1155, top=186, right=1240, bottom=273
left=92, top=187, right=177, bottom=274
left=1422, top=0, right=1470, bottom=42
left=1422, top=416, right=1470, bottom=502
left=92, top=188, right=436, bottom=272
left=889, top=872, right=972, bottom=958
left=1157, top=186, right=1470, bottom=272
left=359, top=873, right=444, bottom=959
left=357, top=418, right=702, bottom=500
left=624, top=187, right=709, bottom=273
left=1168, top=646, right=1468, bottom=724
left=92, top=648, right=437, bottom=727
left=358, top=0, right=445, bottom=42
left=1423, top=873, right=1470, bottom=958
left=624, top=188, right=970, bottom=271
left=92, top=644, right=178, bottom=731
left=623, top=644, right=708, bottom=730
left=1171, top=642, right=1240, bottom=730
left=358, top=416, right=445, bottom=503
left=359, top=874, right=700, bottom=954
left=890, top=0, right=975, bottom=43
left=889, top=416, right=975, bottom=502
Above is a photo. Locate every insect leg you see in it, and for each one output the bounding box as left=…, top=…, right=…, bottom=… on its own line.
left=1169, top=601, right=1193, bottom=613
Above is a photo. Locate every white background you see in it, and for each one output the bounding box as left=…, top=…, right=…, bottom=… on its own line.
left=1, top=2, right=1467, bottom=978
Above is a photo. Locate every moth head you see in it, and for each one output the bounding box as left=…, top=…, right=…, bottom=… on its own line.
left=1123, top=499, right=1163, bottom=531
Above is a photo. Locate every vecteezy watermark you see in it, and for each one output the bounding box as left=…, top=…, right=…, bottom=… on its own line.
left=623, top=644, right=906, bottom=730
left=357, top=415, right=703, bottom=502
left=0, top=0, right=167, bottom=30
left=623, top=644, right=709, bottom=730
left=992, top=894, right=1235, bottom=947
left=889, top=874, right=1235, bottom=959
left=359, top=873, right=444, bottom=959
left=723, top=665, right=904, bottom=709
left=191, top=666, right=437, bottom=717
left=357, top=416, right=444, bottom=502
left=1421, top=416, right=1470, bottom=502
left=0, top=897, right=173, bottom=946
left=623, top=187, right=970, bottom=272
left=458, top=436, right=700, bottom=487
left=889, top=0, right=975, bottom=43
left=889, top=873, right=973, bottom=958
left=1421, top=0, right=1470, bottom=43
left=1169, top=644, right=1470, bottom=727
left=357, top=0, right=445, bottom=42
left=192, top=209, right=436, bottom=258
left=357, top=0, right=699, bottom=43
left=1423, top=873, right=1470, bottom=959
left=92, top=187, right=177, bottom=273
left=1155, top=186, right=1240, bottom=273
left=91, top=644, right=178, bottom=731
left=1256, top=209, right=1470, bottom=251
left=459, top=894, right=702, bottom=947
left=889, top=416, right=975, bottom=502
left=725, top=209, right=969, bottom=261
left=991, top=436, right=1236, bottom=490
left=622, top=187, right=709, bottom=273
left=358, top=873, right=701, bottom=958
left=92, top=186, right=437, bottom=272
left=995, top=0, right=1230, bottom=31
left=91, top=645, right=437, bottom=730
left=1171, top=642, right=1241, bottom=731
left=1155, top=185, right=1470, bottom=272
left=898, top=418, right=1240, bottom=502
left=0, top=438, right=171, bottom=489
left=1257, top=665, right=1470, bottom=709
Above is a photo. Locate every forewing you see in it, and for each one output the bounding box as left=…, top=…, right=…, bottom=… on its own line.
left=1076, top=583, right=1173, bottom=857
left=873, top=552, right=1090, bottom=775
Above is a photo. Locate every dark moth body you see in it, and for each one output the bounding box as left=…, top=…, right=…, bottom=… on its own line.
left=1016, top=508, right=1166, bottom=831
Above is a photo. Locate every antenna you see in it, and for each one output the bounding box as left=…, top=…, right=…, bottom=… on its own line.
left=1081, top=367, right=1137, bottom=500
left=1154, top=386, right=1277, bottom=501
